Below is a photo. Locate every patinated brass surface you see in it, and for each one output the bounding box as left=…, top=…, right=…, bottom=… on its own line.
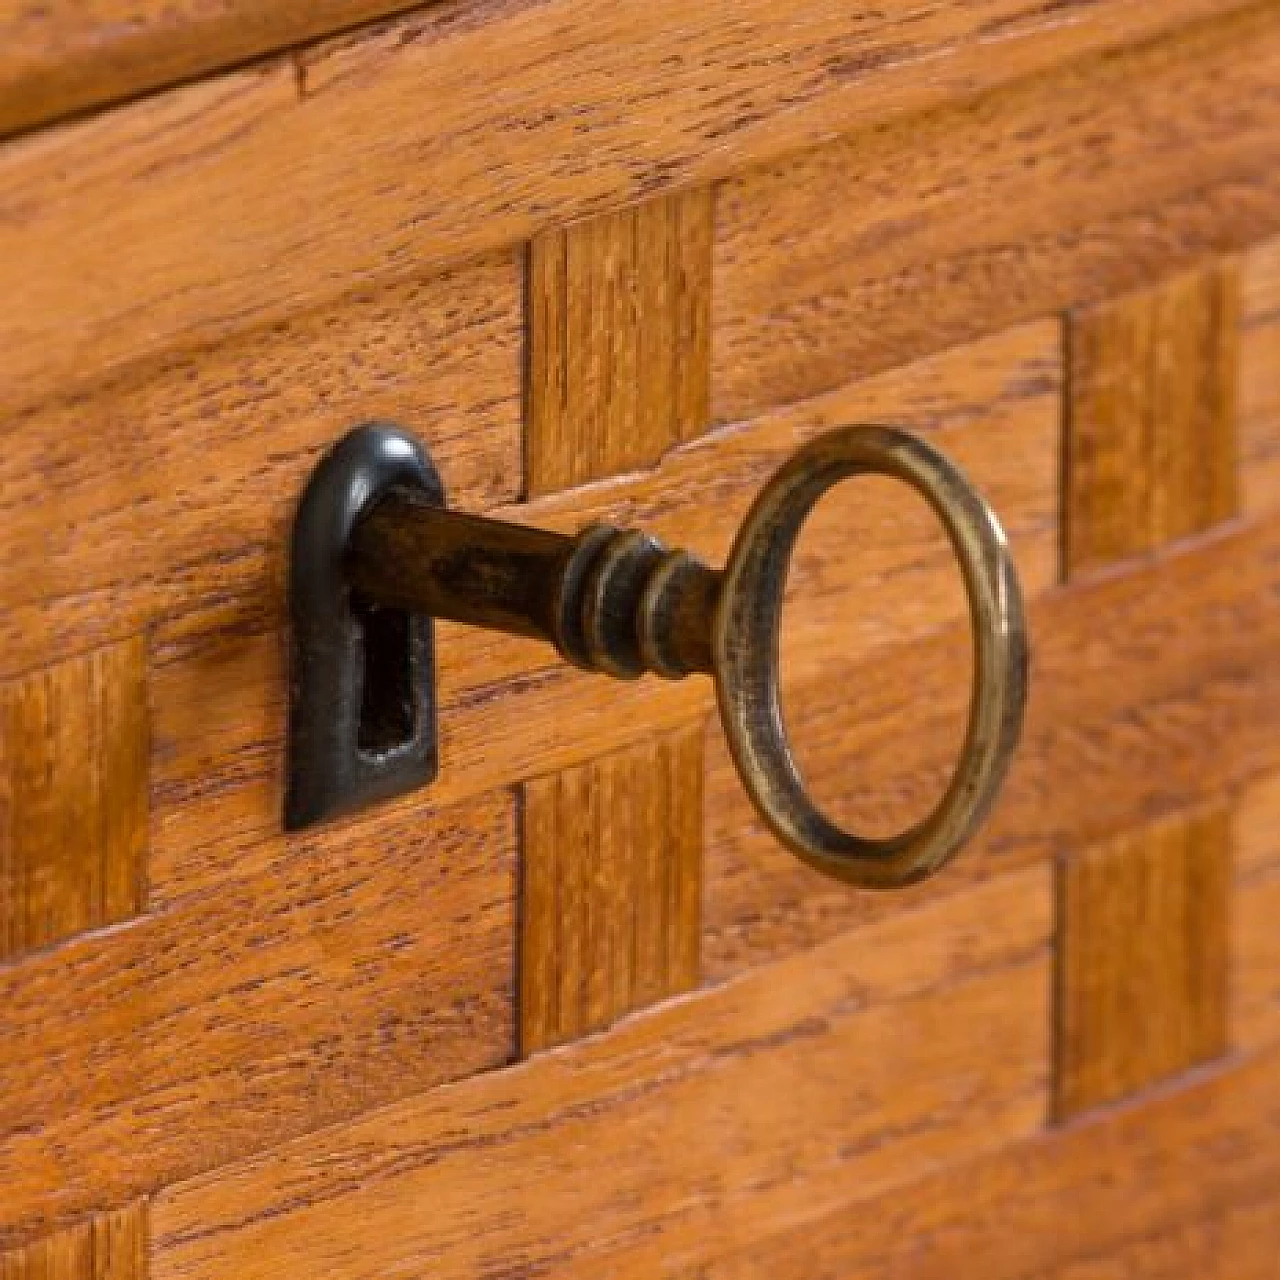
left=342, top=424, right=1028, bottom=886
left=712, top=425, right=1027, bottom=887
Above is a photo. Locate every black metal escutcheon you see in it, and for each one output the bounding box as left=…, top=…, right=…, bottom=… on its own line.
left=285, top=424, right=443, bottom=830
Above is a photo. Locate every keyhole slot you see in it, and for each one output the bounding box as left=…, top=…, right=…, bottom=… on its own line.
left=355, top=597, right=416, bottom=757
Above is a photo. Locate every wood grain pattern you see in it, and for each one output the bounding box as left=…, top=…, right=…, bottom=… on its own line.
left=1233, top=771, right=1280, bottom=1053
left=144, top=322, right=1058, bottom=902
left=722, top=1194, right=1280, bottom=1280
left=11, top=312, right=1251, bottom=1247
left=527, top=188, right=711, bottom=495
left=1040, top=1196, right=1280, bottom=1280
left=0, top=791, right=514, bottom=1245
left=0, top=639, right=147, bottom=959
left=1236, top=770, right=1280, bottom=882
left=0, top=0, right=1274, bottom=1268
left=1055, top=809, right=1230, bottom=1118
left=0, top=251, right=521, bottom=685
left=151, top=868, right=1052, bottom=1280
left=0, top=1, right=1262, bottom=421
left=0, top=1205, right=146, bottom=1280
left=0, top=1, right=1241, bottom=146
left=1239, top=234, right=1280, bottom=515
left=689, top=1046, right=1280, bottom=1280
left=705, top=512, right=1280, bottom=979
left=1066, top=265, right=1239, bottom=573
left=521, top=724, right=702, bottom=1054
left=713, top=3, right=1280, bottom=422
left=0, top=0, right=425, bottom=140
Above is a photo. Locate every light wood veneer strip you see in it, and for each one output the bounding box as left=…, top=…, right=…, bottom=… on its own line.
left=0, top=1, right=1263, bottom=418
left=712, top=3, right=1280, bottom=421
left=151, top=868, right=1052, bottom=1280
left=1055, top=809, right=1230, bottom=1118
left=521, top=724, right=702, bottom=1053
left=527, top=188, right=712, bottom=495
left=0, top=638, right=147, bottom=959
left=0, top=1205, right=146, bottom=1280
left=1066, top=264, right=1239, bottom=573
left=0, top=792, right=515, bottom=1246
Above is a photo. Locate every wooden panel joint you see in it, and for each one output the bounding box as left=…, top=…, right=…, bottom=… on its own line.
left=520, top=722, right=703, bottom=1054
left=0, top=1203, right=147, bottom=1279
left=1065, top=262, right=1240, bottom=575
left=0, top=639, right=148, bottom=961
left=527, top=188, right=713, bottom=496
left=1055, top=807, right=1230, bottom=1119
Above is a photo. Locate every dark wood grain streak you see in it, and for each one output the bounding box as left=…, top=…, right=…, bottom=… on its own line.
left=0, top=0, right=429, bottom=141
left=0, top=1, right=1262, bottom=421
left=713, top=3, right=1280, bottom=422
left=0, top=251, right=521, bottom=683
left=151, top=869, right=1051, bottom=1280
left=689, top=1046, right=1280, bottom=1280
left=0, top=792, right=515, bottom=1246
left=0, top=0, right=1241, bottom=145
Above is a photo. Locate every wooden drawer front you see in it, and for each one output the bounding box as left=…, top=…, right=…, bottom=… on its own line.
left=2, top=3, right=1280, bottom=1276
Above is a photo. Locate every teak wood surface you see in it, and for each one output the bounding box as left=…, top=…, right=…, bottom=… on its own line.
left=1, top=0, right=1279, bottom=1275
